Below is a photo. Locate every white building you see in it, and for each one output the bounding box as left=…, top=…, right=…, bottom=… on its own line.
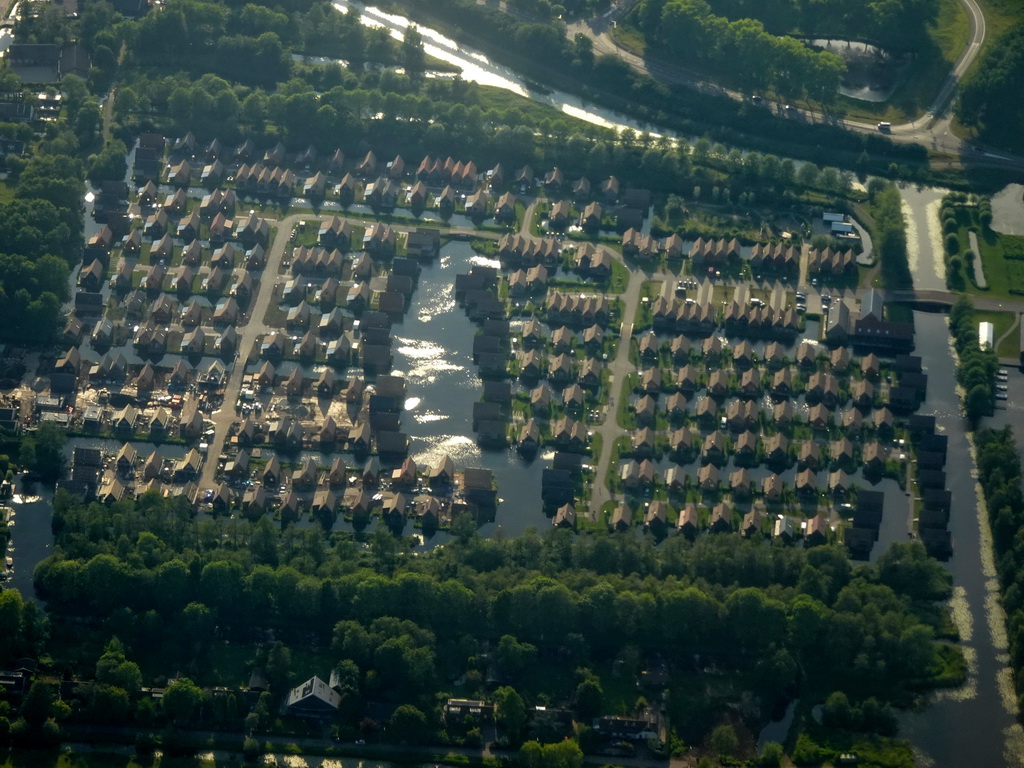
left=979, top=321, right=995, bottom=350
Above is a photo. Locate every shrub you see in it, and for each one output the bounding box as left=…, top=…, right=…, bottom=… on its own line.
left=792, top=733, right=823, bottom=765
left=243, top=736, right=262, bottom=762
left=945, top=233, right=960, bottom=254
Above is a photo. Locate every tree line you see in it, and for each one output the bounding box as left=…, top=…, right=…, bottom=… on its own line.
left=868, top=178, right=912, bottom=291
left=0, top=135, right=84, bottom=343
left=976, top=427, right=1024, bottom=713
left=23, top=489, right=960, bottom=750
left=635, top=0, right=846, bottom=102
left=68, top=0, right=930, bottom=185
left=950, top=294, right=998, bottom=420
left=702, top=0, right=939, bottom=52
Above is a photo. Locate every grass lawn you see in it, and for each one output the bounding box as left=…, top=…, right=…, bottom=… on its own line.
left=949, top=204, right=1024, bottom=299
left=475, top=85, right=616, bottom=140
left=975, top=310, right=1019, bottom=358
left=609, top=24, right=646, bottom=56
left=609, top=257, right=630, bottom=294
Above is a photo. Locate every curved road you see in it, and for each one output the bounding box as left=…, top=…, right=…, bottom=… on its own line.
left=568, top=0, right=1017, bottom=165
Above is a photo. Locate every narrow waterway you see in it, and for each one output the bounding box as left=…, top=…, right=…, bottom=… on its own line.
left=4, top=484, right=54, bottom=601
left=901, top=185, right=949, bottom=293
left=897, top=311, right=1023, bottom=767
left=393, top=240, right=549, bottom=536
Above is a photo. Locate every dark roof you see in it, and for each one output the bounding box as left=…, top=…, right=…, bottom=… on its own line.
left=857, top=490, right=885, bottom=512
left=919, top=505, right=949, bottom=529
left=919, top=433, right=948, bottom=456
left=922, top=489, right=952, bottom=513
left=483, top=380, right=512, bottom=403
left=917, top=451, right=946, bottom=470
left=894, top=354, right=922, bottom=372
left=908, top=414, right=936, bottom=436
left=845, top=527, right=874, bottom=560
left=920, top=528, right=952, bottom=560
left=917, top=469, right=946, bottom=489
left=552, top=452, right=583, bottom=473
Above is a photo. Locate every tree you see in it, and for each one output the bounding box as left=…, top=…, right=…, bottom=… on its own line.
left=495, top=686, right=527, bottom=742
left=709, top=723, right=739, bottom=758
left=544, top=739, right=584, bottom=768
left=758, top=741, right=785, bottom=767
left=574, top=676, right=604, bottom=720
left=87, top=140, right=129, bottom=184
left=21, top=681, right=58, bottom=728
left=400, top=25, right=426, bottom=73
left=96, top=637, right=142, bottom=695
left=877, top=542, right=952, bottom=600
left=796, top=161, right=820, bottom=189
left=265, top=642, right=293, bottom=693
left=75, top=99, right=103, bottom=144
left=27, top=422, right=67, bottom=481
left=389, top=703, right=427, bottom=742
left=966, top=383, right=992, bottom=420
left=791, top=733, right=821, bottom=764
left=495, top=634, right=537, bottom=676
left=162, top=677, right=202, bottom=726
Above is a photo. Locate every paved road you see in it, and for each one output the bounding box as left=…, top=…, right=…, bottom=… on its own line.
left=199, top=213, right=307, bottom=488
left=588, top=259, right=645, bottom=517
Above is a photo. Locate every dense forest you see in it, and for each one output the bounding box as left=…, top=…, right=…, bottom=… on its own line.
left=956, top=22, right=1024, bottom=152
left=11, top=489, right=960, bottom=758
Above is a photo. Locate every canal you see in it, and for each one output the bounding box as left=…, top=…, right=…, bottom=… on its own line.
left=896, top=311, right=1023, bottom=767
left=901, top=185, right=948, bottom=293
left=333, top=0, right=671, bottom=138
left=393, top=240, right=549, bottom=537
left=4, top=484, right=54, bottom=601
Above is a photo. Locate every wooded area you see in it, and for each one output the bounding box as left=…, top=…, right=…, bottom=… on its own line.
left=9, top=489, right=960, bottom=755
left=957, top=23, right=1024, bottom=152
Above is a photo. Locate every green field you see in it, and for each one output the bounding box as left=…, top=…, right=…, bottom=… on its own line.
left=943, top=200, right=1024, bottom=298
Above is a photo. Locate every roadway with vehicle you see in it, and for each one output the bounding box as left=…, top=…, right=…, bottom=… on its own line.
left=567, top=0, right=1024, bottom=169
